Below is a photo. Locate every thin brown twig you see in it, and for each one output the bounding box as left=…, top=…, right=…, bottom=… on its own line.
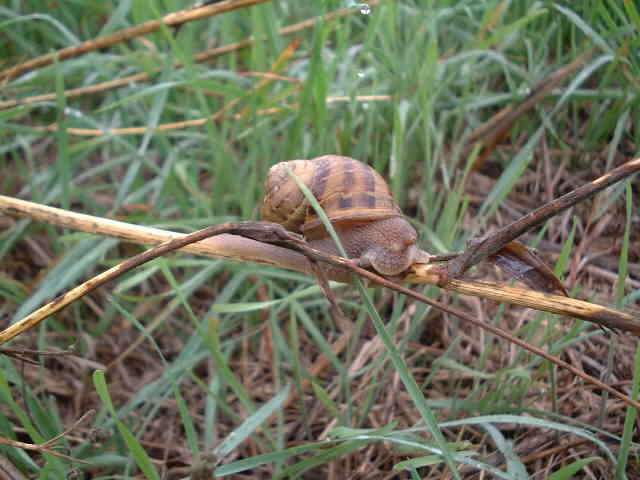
left=0, top=1, right=381, bottom=110
left=0, top=192, right=637, bottom=334
left=28, top=95, right=390, bottom=137
left=0, top=0, right=271, bottom=83
left=464, top=49, right=595, bottom=170
left=0, top=345, right=76, bottom=364
left=0, top=435, right=89, bottom=464
left=41, top=411, right=95, bottom=450
left=3, top=219, right=638, bottom=413
left=308, top=260, right=352, bottom=333
left=273, top=232, right=640, bottom=412
left=0, top=222, right=276, bottom=345
left=0, top=72, right=151, bottom=110
left=0, top=158, right=638, bottom=412
left=442, top=157, right=640, bottom=282
left=0, top=410, right=94, bottom=465
left=413, top=274, right=640, bottom=334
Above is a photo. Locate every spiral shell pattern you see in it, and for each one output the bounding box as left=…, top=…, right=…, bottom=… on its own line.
left=261, top=155, right=402, bottom=240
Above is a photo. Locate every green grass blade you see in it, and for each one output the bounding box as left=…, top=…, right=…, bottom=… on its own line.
left=214, top=385, right=290, bottom=458
left=173, top=384, right=200, bottom=457
left=93, top=370, right=161, bottom=480
left=615, top=182, right=638, bottom=479
left=548, top=457, right=602, bottom=480
left=479, top=127, right=543, bottom=219
left=285, top=162, right=462, bottom=478
left=12, top=238, right=118, bottom=322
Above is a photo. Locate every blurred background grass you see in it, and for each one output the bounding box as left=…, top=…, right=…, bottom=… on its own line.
left=0, top=0, right=639, bottom=478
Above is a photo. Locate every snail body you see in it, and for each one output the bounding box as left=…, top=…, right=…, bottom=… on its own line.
left=261, top=155, right=430, bottom=277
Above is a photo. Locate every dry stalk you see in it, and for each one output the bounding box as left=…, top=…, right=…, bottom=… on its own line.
left=0, top=0, right=272, bottom=83
left=1, top=192, right=637, bottom=340
left=1, top=210, right=639, bottom=412
left=0, top=2, right=382, bottom=110
left=462, top=50, right=595, bottom=174
left=1, top=157, right=638, bottom=411
left=28, top=95, right=391, bottom=137
left=0, top=410, right=94, bottom=465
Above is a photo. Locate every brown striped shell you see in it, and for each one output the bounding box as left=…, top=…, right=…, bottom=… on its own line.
left=261, top=155, right=403, bottom=240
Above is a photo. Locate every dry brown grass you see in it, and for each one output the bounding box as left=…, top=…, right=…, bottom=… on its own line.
left=1, top=1, right=639, bottom=478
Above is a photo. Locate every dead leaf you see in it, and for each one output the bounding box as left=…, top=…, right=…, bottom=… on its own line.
left=489, top=241, right=568, bottom=296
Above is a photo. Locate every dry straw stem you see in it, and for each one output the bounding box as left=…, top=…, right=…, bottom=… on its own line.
left=461, top=50, right=595, bottom=178
left=465, top=50, right=594, bottom=150
left=0, top=2, right=379, bottom=110
left=443, top=158, right=640, bottom=281
left=410, top=273, right=640, bottom=334
left=2, top=207, right=640, bottom=412
left=1, top=190, right=637, bottom=341
left=29, top=95, right=390, bottom=137
left=0, top=0, right=271, bottom=83
left=0, top=410, right=93, bottom=465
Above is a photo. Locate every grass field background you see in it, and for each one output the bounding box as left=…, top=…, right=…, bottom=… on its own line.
left=1, top=1, right=639, bottom=478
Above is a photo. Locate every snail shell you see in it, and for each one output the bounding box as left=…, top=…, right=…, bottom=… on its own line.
left=261, top=155, right=428, bottom=277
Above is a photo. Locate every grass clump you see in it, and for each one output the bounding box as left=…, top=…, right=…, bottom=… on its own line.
left=0, top=1, right=639, bottom=478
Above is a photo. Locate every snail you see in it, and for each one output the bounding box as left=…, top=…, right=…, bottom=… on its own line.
left=260, top=155, right=432, bottom=279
